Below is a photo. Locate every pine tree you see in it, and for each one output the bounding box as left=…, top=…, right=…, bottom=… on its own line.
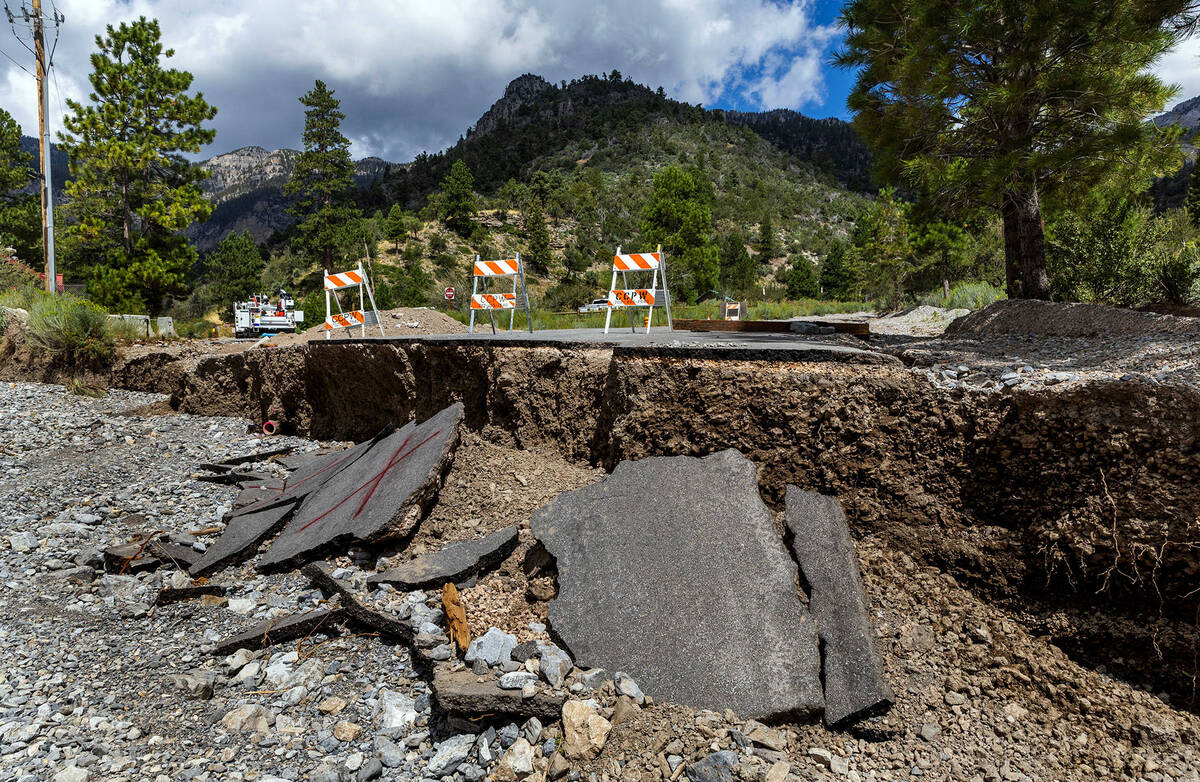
left=1186, top=161, right=1200, bottom=230
left=439, top=160, right=477, bottom=237
left=837, top=0, right=1196, bottom=299
left=203, top=231, right=264, bottom=310
left=0, top=107, right=40, bottom=265
left=641, top=166, right=719, bottom=301
left=719, top=232, right=755, bottom=291
left=59, top=17, right=216, bottom=313
left=755, top=213, right=777, bottom=260
left=285, top=80, right=360, bottom=271
left=785, top=255, right=820, bottom=299
left=819, top=242, right=861, bottom=301
left=385, top=204, right=408, bottom=252
left=523, top=197, right=551, bottom=275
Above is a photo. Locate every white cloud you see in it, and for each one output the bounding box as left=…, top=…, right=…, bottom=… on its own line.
left=1154, top=34, right=1200, bottom=109
left=0, top=0, right=839, bottom=162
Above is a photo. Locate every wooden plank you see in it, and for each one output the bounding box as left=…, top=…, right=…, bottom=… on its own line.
left=674, top=319, right=870, bottom=337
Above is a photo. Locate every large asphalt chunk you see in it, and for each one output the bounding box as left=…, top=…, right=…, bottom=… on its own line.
left=227, top=435, right=384, bottom=521
left=257, top=403, right=463, bottom=570
left=531, top=449, right=822, bottom=720
left=189, top=500, right=300, bottom=577
left=784, top=488, right=893, bottom=727
left=367, top=526, right=519, bottom=589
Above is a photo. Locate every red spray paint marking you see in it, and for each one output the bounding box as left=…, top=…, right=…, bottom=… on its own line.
left=244, top=444, right=367, bottom=498
left=296, top=429, right=442, bottom=533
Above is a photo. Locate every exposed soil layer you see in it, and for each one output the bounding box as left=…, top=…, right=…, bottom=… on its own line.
left=168, top=336, right=1200, bottom=713
left=946, top=298, right=1200, bottom=338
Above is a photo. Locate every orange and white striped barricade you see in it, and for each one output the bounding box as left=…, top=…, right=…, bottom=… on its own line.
left=324, top=261, right=385, bottom=339
left=603, top=244, right=673, bottom=334
left=469, top=253, right=532, bottom=334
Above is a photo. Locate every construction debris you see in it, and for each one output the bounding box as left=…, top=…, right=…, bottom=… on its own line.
left=154, top=583, right=227, bottom=606
left=257, top=403, right=463, bottom=570
left=531, top=450, right=825, bottom=721
left=442, top=582, right=471, bottom=653
left=785, top=488, right=894, bottom=726
left=369, top=525, right=519, bottom=589
left=301, top=562, right=414, bottom=643
left=103, top=538, right=202, bottom=573
left=431, top=665, right=566, bottom=722
left=211, top=597, right=345, bottom=656
left=188, top=500, right=300, bottom=577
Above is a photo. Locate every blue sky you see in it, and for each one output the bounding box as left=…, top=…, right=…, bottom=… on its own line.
left=1, top=0, right=1196, bottom=162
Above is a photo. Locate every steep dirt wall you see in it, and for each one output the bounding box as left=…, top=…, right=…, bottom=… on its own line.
left=172, top=340, right=1200, bottom=704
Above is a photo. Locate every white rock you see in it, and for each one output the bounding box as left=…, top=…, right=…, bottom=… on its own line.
left=375, top=689, right=417, bottom=733
left=53, top=767, right=89, bottom=782
left=221, top=704, right=275, bottom=732
left=427, top=733, right=477, bottom=776
left=227, top=597, right=257, bottom=615
left=501, top=737, right=535, bottom=776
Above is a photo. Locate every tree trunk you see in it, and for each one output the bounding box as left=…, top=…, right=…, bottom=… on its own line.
left=1000, top=185, right=1050, bottom=300
left=941, top=253, right=950, bottom=299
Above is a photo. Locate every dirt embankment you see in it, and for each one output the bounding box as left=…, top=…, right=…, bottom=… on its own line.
left=170, top=338, right=1200, bottom=708
left=946, top=298, right=1200, bottom=337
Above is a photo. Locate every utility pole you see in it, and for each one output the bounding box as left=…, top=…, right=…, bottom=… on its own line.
left=31, top=0, right=55, bottom=292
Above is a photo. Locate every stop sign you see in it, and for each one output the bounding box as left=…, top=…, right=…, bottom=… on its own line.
left=444, top=287, right=455, bottom=301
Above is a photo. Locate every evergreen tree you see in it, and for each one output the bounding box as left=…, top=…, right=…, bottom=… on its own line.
left=59, top=17, right=216, bottom=313
left=910, top=219, right=971, bottom=299
left=641, top=165, right=719, bottom=301
left=784, top=255, right=820, bottom=300
left=384, top=204, right=408, bottom=252
left=438, top=159, right=477, bottom=236
left=852, top=188, right=913, bottom=309
left=285, top=80, right=360, bottom=271
left=719, top=231, right=755, bottom=291
left=755, top=213, right=777, bottom=259
left=819, top=241, right=861, bottom=301
left=523, top=197, right=551, bottom=275
left=1186, top=162, right=1200, bottom=230
left=0, top=107, right=40, bottom=265
left=837, top=0, right=1196, bottom=299
left=203, top=231, right=263, bottom=310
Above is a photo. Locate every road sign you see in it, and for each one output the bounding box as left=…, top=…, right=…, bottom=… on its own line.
left=444, top=287, right=455, bottom=301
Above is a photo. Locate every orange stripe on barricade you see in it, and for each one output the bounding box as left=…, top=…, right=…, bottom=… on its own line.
left=474, top=259, right=519, bottom=276
left=613, top=252, right=660, bottom=271
left=324, top=270, right=365, bottom=290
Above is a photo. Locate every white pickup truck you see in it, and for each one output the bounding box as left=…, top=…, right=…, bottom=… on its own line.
left=233, top=290, right=304, bottom=338
left=577, top=298, right=610, bottom=313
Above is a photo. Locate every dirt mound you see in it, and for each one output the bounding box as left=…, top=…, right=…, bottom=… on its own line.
left=946, top=299, right=1200, bottom=338
left=270, top=306, right=467, bottom=346
left=871, top=305, right=970, bottom=336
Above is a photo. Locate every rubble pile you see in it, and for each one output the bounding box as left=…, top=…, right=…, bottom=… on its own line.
left=3, top=381, right=1200, bottom=782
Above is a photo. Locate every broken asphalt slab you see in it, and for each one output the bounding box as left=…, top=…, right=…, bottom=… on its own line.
left=104, top=540, right=202, bottom=573
left=785, top=488, right=894, bottom=727
left=531, top=449, right=823, bottom=720
left=224, top=433, right=385, bottom=521
left=211, top=597, right=345, bottom=656
left=188, top=500, right=301, bottom=577
left=367, top=526, right=519, bottom=589
left=431, top=664, right=566, bottom=722
left=301, top=562, right=415, bottom=644
left=257, top=403, right=463, bottom=571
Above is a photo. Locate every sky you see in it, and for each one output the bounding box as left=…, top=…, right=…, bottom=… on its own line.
left=0, top=0, right=1198, bottom=165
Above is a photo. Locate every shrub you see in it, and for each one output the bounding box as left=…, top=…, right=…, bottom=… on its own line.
left=26, top=293, right=114, bottom=370
left=919, top=281, right=1006, bottom=309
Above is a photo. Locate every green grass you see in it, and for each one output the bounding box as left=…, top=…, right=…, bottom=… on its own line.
left=445, top=298, right=870, bottom=331
left=26, top=291, right=115, bottom=370
left=918, top=281, right=1006, bottom=310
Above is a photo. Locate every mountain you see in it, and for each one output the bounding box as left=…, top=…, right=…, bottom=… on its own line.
left=17, top=136, right=70, bottom=197
left=384, top=73, right=873, bottom=207
left=185, top=146, right=393, bottom=250
left=1150, top=94, right=1199, bottom=210
left=183, top=72, right=872, bottom=254
left=1153, top=95, right=1200, bottom=138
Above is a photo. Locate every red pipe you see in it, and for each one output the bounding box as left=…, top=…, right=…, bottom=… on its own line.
left=262, top=420, right=279, bottom=436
